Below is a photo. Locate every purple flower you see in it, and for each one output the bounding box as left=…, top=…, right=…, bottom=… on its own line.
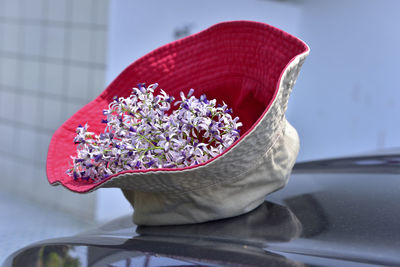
left=66, top=83, right=242, bottom=182
left=94, top=154, right=102, bottom=162
left=200, top=94, right=208, bottom=103
left=182, top=102, right=190, bottom=110
left=147, top=159, right=156, bottom=167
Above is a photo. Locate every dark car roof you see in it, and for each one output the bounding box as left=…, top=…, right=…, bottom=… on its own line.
left=4, top=153, right=400, bottom=267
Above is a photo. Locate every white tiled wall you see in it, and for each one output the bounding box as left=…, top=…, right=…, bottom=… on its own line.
left=0, top=0, right=110, bottom=221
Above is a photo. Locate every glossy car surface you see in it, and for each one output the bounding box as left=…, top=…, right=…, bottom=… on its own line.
left=3, top=152, right=400, bottom=266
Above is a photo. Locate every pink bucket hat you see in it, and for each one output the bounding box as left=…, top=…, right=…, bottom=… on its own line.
left=47, top=21, right=309, bottom=225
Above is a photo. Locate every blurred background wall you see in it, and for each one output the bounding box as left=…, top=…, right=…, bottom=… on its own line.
left=0, top=0, right=109, bottom=221
left=287, top=0, right=400, bottom=161
left=0, top=0, right=399, bottom=223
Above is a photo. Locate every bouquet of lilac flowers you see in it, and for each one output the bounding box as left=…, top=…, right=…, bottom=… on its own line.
left=67, top=83, right=242, bottom=182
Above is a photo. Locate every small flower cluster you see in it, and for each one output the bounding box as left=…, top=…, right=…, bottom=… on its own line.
left=67, top=83, right=242, bottom=182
